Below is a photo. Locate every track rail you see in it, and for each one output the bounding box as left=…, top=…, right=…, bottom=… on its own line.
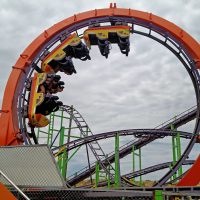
left=53, top=129, right=193, bottom=154
left=55, top=106, right=196, bottom=185
left=0, top=7, right=199, bottom=186
left=156, top=106, right=196, bottom=130
left=61, top=105, right=120, bottom=185
left=81, top=160, right=195, bottom=188
left=52, top=128, right=193, bottom=185
left=124, top=160, right=194, bottom=180
left=27, top=18, right=200, bottom=186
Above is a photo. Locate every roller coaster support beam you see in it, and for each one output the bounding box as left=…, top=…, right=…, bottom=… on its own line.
left=114, top=132, right=121, bottom=188
left=107, top=164, right=111, bottom=188
left=171, top=123, right=182, bottom=181
left=48, top=113, right=55, bottom=145
left=132, top=145, right=135, bottom=184
left=85, top=126, right=93, bottom=185
left=37, top=111, right=57, bottom=146
left=48, top=112, right=66, bottom=175
left=95, top=161, right=100, bottom=188
left=66, top=106, right=73, bottom=179
left=154, top=190, right=164, bottom=200
left=56, top=107, right=74, bottom=180
left=132, top=145, right=142, bottom=186
left=58, top=127, right=67, bottom=180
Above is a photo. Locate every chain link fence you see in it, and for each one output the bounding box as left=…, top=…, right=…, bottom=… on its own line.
left=0, top=145, right=65, bottom=188
left=10, top=188, right=153, bottom=200
left=8, top=187, right=200, bottom=200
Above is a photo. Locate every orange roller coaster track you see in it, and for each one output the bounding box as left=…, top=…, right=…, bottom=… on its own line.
left=0, top=5, right=199, bottom=186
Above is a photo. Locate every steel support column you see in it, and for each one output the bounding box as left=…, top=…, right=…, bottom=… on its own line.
left=114, top=132, right=121, bottom=188
left=66, top=106, right=73, bottom=178
left=58, top=127, right=67, bottom=180
left=132, top=144, right=142, bottom=186
left=171, top=123, right=183, bottom=181
left=95, top=161, right=100, bottom=188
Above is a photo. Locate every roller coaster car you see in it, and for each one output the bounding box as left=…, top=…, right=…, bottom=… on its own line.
left=28, top=73, right=50, bottom=127
left=41, top=33, right=90, bottom=74
left=83, top=25, right=131, bottom=57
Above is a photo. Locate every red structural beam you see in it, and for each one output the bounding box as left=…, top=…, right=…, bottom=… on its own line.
left=0, top=183, right=17, bottom=200
left=177, top=155, right=200, bottom=186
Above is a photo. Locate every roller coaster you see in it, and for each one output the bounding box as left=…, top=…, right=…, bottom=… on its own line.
left=0, top=3, right=200, bottom=199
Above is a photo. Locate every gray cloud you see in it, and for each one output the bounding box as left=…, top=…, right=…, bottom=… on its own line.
left=0, top=0, right=199, bottom=181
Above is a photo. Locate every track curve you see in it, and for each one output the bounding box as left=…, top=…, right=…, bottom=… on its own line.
left=63, top=105, right=197, bottom=185
left=0, top=7, right=199, bottom=186
left=95, top=160, right=195, bottom=188
left=52, top=129, right=193, bottom=154
left=1, top=8, right=200, bottom=146
left=124, top=160, right=195, bottom=180
left=52, top=128, right=194, bottom=186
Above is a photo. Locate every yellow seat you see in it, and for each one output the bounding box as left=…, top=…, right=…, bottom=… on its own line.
left=41, top=33, right=81, bottom=73
left=28, top=73, right=50, bottom=127
left=83, top=25, right=130, bottom=48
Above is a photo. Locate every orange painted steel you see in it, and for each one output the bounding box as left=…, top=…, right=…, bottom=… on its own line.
left=0, top=7, right=199, bottom=185
left=177, top=155, right=200, bottom=186
left=0, top=183, right=17, bottom=200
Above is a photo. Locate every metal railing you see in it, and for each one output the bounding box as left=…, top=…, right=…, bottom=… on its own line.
left=155, top=105, right=196, bottom=129
left=0, top=169, right=30, bottom=200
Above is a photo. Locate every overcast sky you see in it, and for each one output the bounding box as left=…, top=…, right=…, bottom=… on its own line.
left=0, top=0, right=199, bottom=181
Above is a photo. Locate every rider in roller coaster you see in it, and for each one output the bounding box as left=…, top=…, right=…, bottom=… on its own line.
left=48, top=56, right=77, bottom=75
left=34, top=43, right=79, bottom=117
left=36, top=74, right=65, bottom=116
